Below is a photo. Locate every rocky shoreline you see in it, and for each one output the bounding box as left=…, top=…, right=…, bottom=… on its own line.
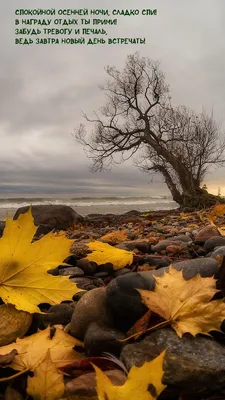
left=1, top=204, right=225, bottom=399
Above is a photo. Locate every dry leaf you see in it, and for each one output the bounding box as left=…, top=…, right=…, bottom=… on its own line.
left=126, top=310, right=152, bottom=340
left=209, top=204, right=225, bottom=218
left=0, top=208, right=82, bottom=313
left=84, top=241, right=133, bottom=270
left=179, top=213, right=190, bottom=220
left=138, top=266, right=225, bottom=338
left=0, top=326, right=84, bottom=372
left=218, top=227, right=225, bottom=237
left=93, top=350, right=166, bottom=400
left=0, top=349, right=18, bottom=367
left=100, top=230, right=127, bottom=245
left=27, top=350, right=65, bottom=400
left=0, top=304, right=32, bottom=346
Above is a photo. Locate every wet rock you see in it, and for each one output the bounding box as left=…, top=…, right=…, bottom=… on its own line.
left=91, top=278, right=105, bottom=288
left=67, top=230, right=90, bottom=240
left=171, top=257, right=220, bottom=279
left=33, top=224, right=53, bottom=239
left=169, top=234, right=192, bottom=243
left=72, top=291, right=86, bottom=302
left=204, top=237, right=225, bottom=252
left=64, top=370, right=126, bottom=398
left=13, top=204, right=83, bottom=230
left=84, top=322, right=126, bottom=357
left=76, top=259, right=97, bottom=275
left=64, top=255, right=77, bottom=266
left=143, top=256, right=171, bottom=269
left=211, top=246, right=225, bottom=260
left=113, top=268, right=131, bottom=277
left=47, top=268, right=59, bottom=276
left=125, top=241, right=152, bottom=253
left=166, top=244, right=184, bottom=254
left=93, top=271, right=109, bottom=278
left=35, top=303, right=74, bottom=327
left=121, top=328, right=225, bottom=396
left=58, top=267, right=84, bottom=277
left=70, top=277, right=94, bottom=290
left=70, top=288, right=113, bottom=340
left=195, top=225, right=220, bottom=242
left=97, top=262, right=114, bottom=275
left=106, top=273, right=151, bottom=332
left=114, top=243, right=130, bottom=251
left=153, top=240, right=184, bottom=252
left=138, top=258, right=220, bottom=281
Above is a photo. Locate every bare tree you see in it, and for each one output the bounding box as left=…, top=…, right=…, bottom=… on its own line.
left=75, top=52, right=225, bottom=208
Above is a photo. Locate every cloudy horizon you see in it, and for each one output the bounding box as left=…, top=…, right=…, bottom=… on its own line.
left=1, top=0, right=225, bottom=198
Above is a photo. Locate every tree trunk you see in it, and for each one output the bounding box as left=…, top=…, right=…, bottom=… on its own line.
left=152, top=165, right=183, bottom=204
left=153, top=163, right=225, bottom=209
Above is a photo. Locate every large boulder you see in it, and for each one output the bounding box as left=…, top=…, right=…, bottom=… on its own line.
left=13, top=205, right=83, bottom=231
left=121, top=328, right=225, bottom=397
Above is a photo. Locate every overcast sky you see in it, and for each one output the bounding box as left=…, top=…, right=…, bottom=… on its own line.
left=0, top=0, right=225, bottom=197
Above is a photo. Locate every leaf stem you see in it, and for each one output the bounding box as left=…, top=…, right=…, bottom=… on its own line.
left=118, top=319, right=171, bottom=342
left=0, top=367, right=29, bottom=382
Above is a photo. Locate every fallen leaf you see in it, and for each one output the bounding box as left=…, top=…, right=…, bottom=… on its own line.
left=218, top=227, right=225, bottom=237
left=93, top=350, right=166, bottom=400
left=100, top=230, right=127, bottom=245
left=126, top=310, right=152, bottom=340
left=0, top=208, right=82, bottom=313
left=59, top=356, right=125, bottom=378
left=138, top=266, right=225, bottom=338
left=0, top=304, right=32, bottom=346
left=141, top=213, right=152, bottom=217
left=0, top=326, right=84, bottom=372
left=209, top=204, right=225, bottom=218
left=27, top=350, right=65, bottom=400
left=0, top=349, right=18, bottom=367
left=84, top=241, right=133, bottom=270
left=179, top=213, right=189, bottom=220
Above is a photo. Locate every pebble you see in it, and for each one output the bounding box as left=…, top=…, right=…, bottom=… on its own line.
left=76, top=259, right=97, bottom=275
left=63, top=255, right=77, bottom=266
left=93, top=272, right=109, bottom=278
left=84, top=322, right=126, bottom=357
left=70, top=287, right=113, bottom=340
left=58, top=267, right=84, bottom=277
left=195, top=225, right=220, bottom=242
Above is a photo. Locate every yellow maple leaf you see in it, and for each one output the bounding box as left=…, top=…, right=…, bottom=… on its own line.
left=179, top=213, right=189, bottom=220
left=84, top=241, right=133, bottom=270
left=93, top=350, right=166, bottom=400
left=27, top=350, right=65, bottom=400
left=0, top=326, right=83, bottom=373
left=209, top=204, right=225, bottom=218
left=100, top=230, right=127, bottom=245
left=0, top=208, right=82, bottom=313
left=138, top=266, right=225, bottom=338
left=218, top=226, right=225, bottom=236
